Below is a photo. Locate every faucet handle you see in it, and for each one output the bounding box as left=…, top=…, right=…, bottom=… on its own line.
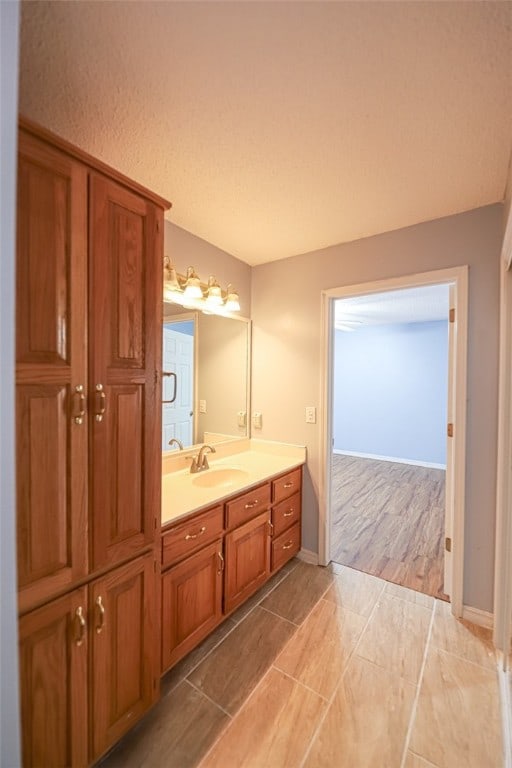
left=201, top=454, right=210, bottom=470
left=187, top=454, right=199, bottom=473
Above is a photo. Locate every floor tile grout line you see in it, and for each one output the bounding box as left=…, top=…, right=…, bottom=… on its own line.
left=184, top=678, right=233, bottom=719
left=297, top=576, right=388, bottom=768
left=406, top=750, right=439, bottom=767
left=270, top=664, right=330, bottom=703
left=201, top=568, right=380, bottom=768
left=194, top=658, right=304, bottom=767
left=166, top=562, right=299, bottom=694
left=258, top=603, right=301, bottom=627
left=432, top=642, right=498, bottom=673
left=399, top=596, right=436, bottom=768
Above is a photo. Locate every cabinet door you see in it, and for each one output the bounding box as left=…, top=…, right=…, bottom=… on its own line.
left=224, top=511, right=271, bottom=614
left=89, top=174, right=162, bottom=569
left=162, top=540, right=224, bottom=672
left=16, top=131, right=88, bottom=613
left=19, top=587, right=88, bottom=768
left=91, top=553, right=158, bottom=761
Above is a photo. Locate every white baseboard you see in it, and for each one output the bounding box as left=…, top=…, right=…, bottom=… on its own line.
left=333, top=449, right=446, bottom=470
left=297, top=548, right=319, bottom=566
left=461, top=605, right=494, bottom=630
left=497, top=653, right=512, bottom=768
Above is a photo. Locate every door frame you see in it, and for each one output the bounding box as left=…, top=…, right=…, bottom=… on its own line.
left=318, top=266, right=468, bottom=617
left=493, top=218, right=512, bottom=661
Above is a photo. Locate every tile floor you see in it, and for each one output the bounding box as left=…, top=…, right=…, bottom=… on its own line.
left=100, top=560, right=503, bottom=768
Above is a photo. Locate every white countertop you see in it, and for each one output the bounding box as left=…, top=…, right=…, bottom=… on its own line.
left=161, top=440, right=306, bottom=527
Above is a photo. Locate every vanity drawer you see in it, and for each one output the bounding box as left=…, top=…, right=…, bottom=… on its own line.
left=162, top=505, right=224, bottom=568
left=272, top=491, right=301, bottom=538
left=271, top=523, right=301, bottom=572
left=225, top=483, right=271, bottom=529
left=272, top=467, right=302, bottom=504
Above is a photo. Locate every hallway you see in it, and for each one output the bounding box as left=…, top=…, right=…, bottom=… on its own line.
left=101, top=560, right=502, bottom=768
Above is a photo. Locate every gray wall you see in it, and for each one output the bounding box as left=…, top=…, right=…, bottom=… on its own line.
left=1, top=1, right=21, bottom=765
left=251, top=205, right=502, bottom=612
left=164, top=221, right=252, bottom=317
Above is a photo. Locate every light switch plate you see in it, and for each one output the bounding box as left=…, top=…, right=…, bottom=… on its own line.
left=305, top=406, right=316, bottom=424
left=237, top=411, right=247, bottom=427
left=199, top=399, right=207, bottom=413
left=252, top=412, right=262, bottom=429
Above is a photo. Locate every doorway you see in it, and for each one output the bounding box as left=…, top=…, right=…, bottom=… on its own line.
left=319, top=267, right=468, bottom=616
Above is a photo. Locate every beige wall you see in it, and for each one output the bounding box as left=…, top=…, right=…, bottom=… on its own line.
left=251, top=204, right=502, bottom=612
left=165, top=221, right=252, bottom=317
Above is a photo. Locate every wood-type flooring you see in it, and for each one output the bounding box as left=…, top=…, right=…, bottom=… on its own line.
left=330, top=454, right=447, bottom=599
left=100, top=561, right=502, bottom=768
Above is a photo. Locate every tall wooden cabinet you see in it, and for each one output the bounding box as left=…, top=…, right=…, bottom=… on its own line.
left=16, top=118, right=171, bottom=767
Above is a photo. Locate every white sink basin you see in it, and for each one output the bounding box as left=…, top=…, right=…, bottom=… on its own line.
left=192, top=467, right=250, bottom=488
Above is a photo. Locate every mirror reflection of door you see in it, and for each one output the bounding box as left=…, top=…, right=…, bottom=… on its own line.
left=162, top=319, right=195, bottom=450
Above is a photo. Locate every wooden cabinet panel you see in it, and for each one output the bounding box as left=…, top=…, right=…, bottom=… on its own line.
left=225, top=482, right=271, bottom=529
left=271, top=523, right=301, bottom=572
left=272, top=467, right=302, bottom=504
left=161, top=540, right=223, bottom=672
left=89, top=174, right=162, bottom=569
left=16, top=130, right=88, bottom=612
left=272, top=491, right=301, bottom=538
left=162, top=505, right=224, bottom=568
left=224, top=511, right=271, bottom=614
left=91, top=553, right=158, bottom=761
left=19, top=587, right=88, bottom=768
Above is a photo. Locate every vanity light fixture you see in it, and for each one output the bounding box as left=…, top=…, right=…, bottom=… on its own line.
left=163, top=256, right=241, bottom=315
left=225, top=284, right=241, bottom=313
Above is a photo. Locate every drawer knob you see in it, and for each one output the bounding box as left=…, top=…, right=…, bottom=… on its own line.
left=283, top=482, right=294, bottom=489
left=283, top=508, right=294, bottom=517
left=185, top=526, right=206, bottom=540
left=282, top=540, right=294, bottom=550
left=244, top=500, right=258, bottom=509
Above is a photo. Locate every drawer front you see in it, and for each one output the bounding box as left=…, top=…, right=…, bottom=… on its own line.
left=271, top=522, right=301, bottom=572
left=272, top=491, right=301, bottom=538
left=272, top=467, right=302, bottom=504
left=162, top=505, right=224, bottom=568
left=225, top=483, right=271, bottom=530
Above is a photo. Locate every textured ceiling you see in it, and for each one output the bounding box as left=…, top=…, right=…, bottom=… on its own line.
left=334, top=284, right=450, bottom=329
left=19, top=1, right=512, bottom=266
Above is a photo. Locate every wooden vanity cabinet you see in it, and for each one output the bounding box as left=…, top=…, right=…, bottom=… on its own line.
left=19, top=587, right=89, bottom=768
left=271, top=467, right=302, bottom=571
left=161, top=505, right=225, bottom=671
left=16, top=118, right=170, bottom=767
left=91, top=554, right=158, bottom=759
left=161, top=540, right=224, bottom=671
left=161, top=467, right=303, bottom=673
left=224, top=509, right=271, bottom=613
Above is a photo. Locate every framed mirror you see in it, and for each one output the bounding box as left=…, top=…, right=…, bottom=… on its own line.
left=162, top=302, right=251, bottom=453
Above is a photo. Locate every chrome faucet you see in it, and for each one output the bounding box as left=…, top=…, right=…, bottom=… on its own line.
left=190, top=444, right=216, bottom=473
left=168, top=437, right=184, bottom=451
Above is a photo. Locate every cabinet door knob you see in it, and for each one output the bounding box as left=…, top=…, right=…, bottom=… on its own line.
left=95, top=595, right=106, bottom=634
left=72, top=385, right=86, bottom=425
left=94, top=384, right=106, bottom=423
left=74, top=606, right=86, bottom=646
left=185, top=526, right=206, bottom=541
left=217, top=551, right=225, bottom=574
